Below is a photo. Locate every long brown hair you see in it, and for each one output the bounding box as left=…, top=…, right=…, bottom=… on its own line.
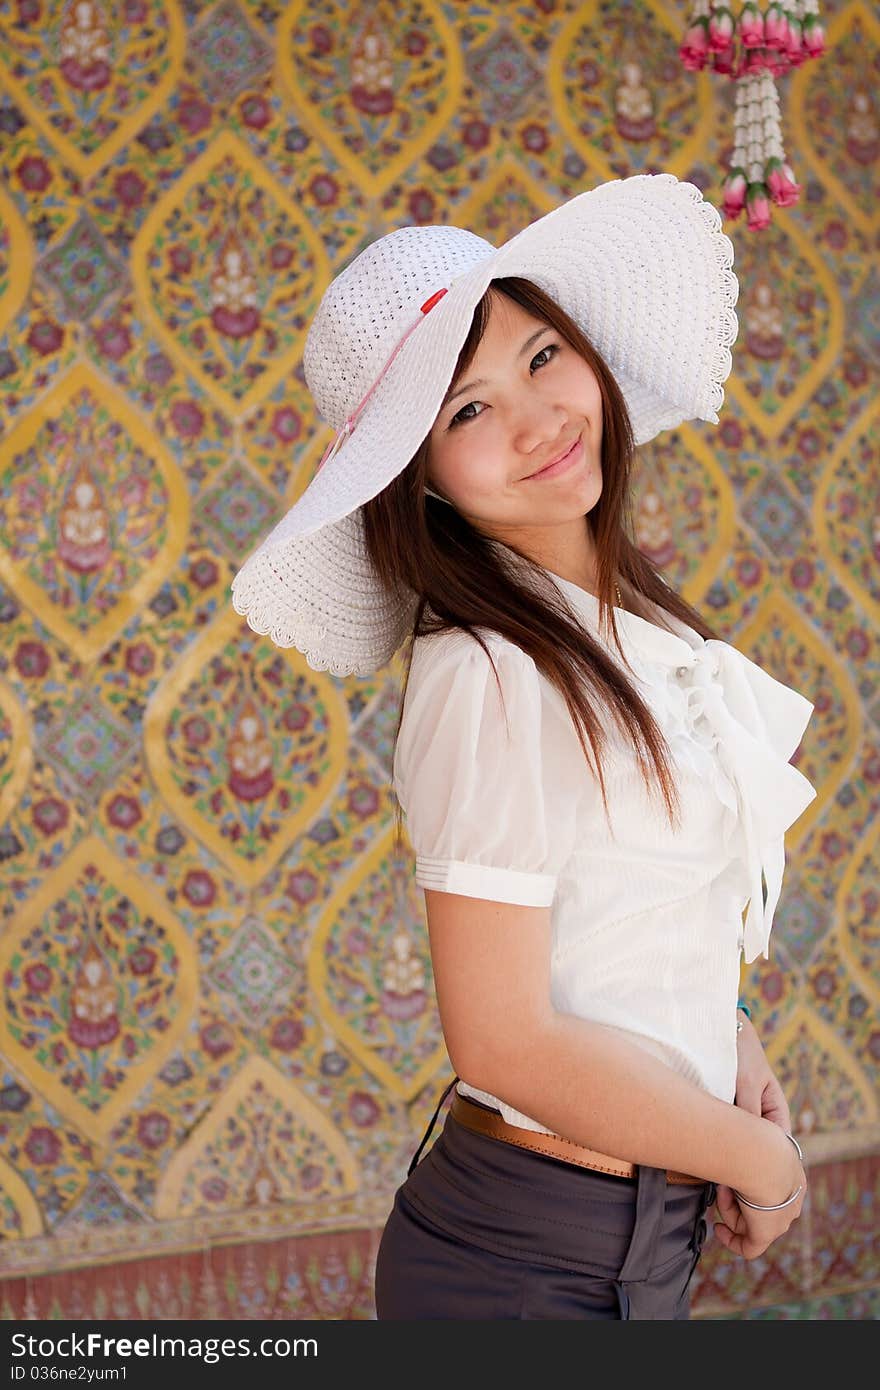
left=360, top=276, right=725, bottom=846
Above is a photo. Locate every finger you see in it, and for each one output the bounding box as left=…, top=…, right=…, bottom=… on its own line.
left=714, top=1225, right=767, bottom=1261
left=712, top=1224, right=750, bottom=1258
left=760, top=1079, right=792, bottom=1132
left=735, top=1086, right=763, bottom=1116
left=715, top=1184, right=741, bottom=1226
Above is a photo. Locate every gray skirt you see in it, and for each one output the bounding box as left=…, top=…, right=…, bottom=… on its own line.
left=375, top=1087, right=716, bottom=1320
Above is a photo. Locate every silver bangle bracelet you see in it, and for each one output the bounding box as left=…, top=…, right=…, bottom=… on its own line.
left=734, top=1181, right=803, bottom=1212
left=732, top=1132, right=804, bottom=1212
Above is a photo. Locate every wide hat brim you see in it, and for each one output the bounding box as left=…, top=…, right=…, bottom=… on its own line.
left=231, top=173, right=738, bottom=675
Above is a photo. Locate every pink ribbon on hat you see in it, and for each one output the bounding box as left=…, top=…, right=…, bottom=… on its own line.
left=314, top=288, right=449, bottom=474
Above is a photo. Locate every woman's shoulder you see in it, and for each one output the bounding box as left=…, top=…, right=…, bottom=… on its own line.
left=403, top=623, right=542, bottom=730
left=405, top=622, right=583, bottom=754
left=411, top=620, right=535, bottom=672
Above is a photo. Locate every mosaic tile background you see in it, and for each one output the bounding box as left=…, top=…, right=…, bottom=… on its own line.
left=0, top=0, right=877, bottom=1319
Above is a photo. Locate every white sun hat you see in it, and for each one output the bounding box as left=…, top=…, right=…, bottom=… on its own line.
left=230, top=172, right=738, bottom=676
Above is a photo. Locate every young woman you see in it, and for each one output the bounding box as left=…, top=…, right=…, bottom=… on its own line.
left=232, top=174, right=817, bottom=1320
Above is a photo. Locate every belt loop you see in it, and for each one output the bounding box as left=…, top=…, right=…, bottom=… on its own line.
left=613, top=1163, right=668, bottom=1317
left=407, top=1074, right=459, bottom=1176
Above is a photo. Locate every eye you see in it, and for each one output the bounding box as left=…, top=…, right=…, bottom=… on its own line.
left=447, top=342, right=561, bottom=428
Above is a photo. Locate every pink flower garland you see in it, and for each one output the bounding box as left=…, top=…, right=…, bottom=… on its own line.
left=678, top=1, right=827, bottom=228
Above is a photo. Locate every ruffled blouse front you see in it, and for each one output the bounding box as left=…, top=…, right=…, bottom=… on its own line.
left=392, top=566, right=817, bottom=1127
left=576, top=577, right=817, bottom=965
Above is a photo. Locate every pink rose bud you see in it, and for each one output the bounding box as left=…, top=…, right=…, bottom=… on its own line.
left=803, top=16, right=825, bottom=57
left=738, top=2, right=765, bottom=48
left=746, top=182, right=771, bottom=230
left=767, top=52, right=792, bottom=77
left=742, top=45, right=768, bottom=74
left=766, top=159, right=801, bottom=207
left=712, top=48, right=738, bottom=75
left=763, top=2, right=789, bottom=49
left=722, top=168, right=748, bottom=218
left=679, top=17, right=710, bottom=71
left=709, top=6, right=736, bottom=51
left=784, top=15, right=804, bottom=59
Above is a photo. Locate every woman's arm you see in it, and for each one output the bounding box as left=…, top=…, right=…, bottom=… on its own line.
left=471, top=998, right=802, bottom=1204
left=426, top=890, right=802, bottom=1208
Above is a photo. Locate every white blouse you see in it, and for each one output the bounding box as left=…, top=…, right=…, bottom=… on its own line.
left=392, top=566, right=818, bottom=1133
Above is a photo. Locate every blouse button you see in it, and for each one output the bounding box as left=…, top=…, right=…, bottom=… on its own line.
left=675, top=665, right=689, bottom=678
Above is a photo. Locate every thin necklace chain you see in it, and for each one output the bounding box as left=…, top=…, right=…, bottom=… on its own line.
left=615, top=580, right=622, bottom=608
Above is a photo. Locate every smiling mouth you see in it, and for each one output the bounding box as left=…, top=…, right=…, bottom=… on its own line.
left=524, top=436, right=583, bottom=481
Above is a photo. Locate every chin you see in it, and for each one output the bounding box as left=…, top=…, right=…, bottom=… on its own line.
left=567, top=472, right=603, bottom=506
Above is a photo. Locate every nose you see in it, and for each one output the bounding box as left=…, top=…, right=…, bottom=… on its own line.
left=512, top=399, right=570, bottom=455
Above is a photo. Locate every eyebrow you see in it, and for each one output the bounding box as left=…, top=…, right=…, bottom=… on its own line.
left=441, top=327, right=550, bottom=410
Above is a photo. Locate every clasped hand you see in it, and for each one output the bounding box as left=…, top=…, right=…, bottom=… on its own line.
left=712, top=1014, right=807, bottom=1260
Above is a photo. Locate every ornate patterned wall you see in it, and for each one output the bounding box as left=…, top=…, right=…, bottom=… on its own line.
left=0, top=0, right=877, bottom=1320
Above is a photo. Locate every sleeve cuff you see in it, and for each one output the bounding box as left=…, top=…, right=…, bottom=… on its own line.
left=415, top=855, right=557, bottom=906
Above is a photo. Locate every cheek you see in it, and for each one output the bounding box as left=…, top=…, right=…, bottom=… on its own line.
left=434, top=438, right=508, bottom=502
left=447, top=451, right=494, bottom=496
left=569, top=364, right=603, bottom=416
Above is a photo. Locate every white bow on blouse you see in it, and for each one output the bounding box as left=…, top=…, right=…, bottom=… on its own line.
left=663, top=634, right=817, bottom=962
left=547, top=570, right=818, bottom=964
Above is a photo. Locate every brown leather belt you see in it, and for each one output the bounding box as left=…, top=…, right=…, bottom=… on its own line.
left=451, top=1091, right=704, bottom=1186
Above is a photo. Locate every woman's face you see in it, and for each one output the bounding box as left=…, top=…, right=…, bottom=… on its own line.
left=425, top=291, right=604, bottom=548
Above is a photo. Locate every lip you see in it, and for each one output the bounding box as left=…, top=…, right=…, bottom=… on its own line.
left=524, top=436, right=583, bottom=481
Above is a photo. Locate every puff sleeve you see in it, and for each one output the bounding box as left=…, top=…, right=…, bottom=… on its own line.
left=393, top=634, right=583, bottom=905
